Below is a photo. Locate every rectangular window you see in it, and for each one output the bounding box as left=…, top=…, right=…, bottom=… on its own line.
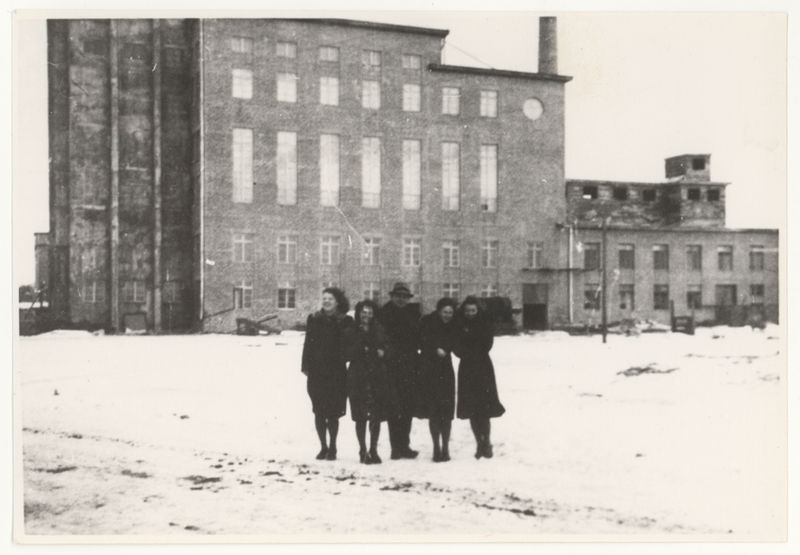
left=527, top=241, right=543, bottom=269
left=320, top=134, right=340, bottom=206
left=232, top=68, right=253, bottom=99
left=123, top=280, right=146, bottom=304
left=653, top=244, right=669, bottom=270
left=619, top=284, right=634, bottom=310
left=276, top=41, right=296, bottom=58
left=362, top=237, right=381, bottom=265
left=320, top=76, right=339, bottom=106
left=441, top=142, right=460, bottom=210
left=277, top=234, right=298, bottom=264
left=278, top=285, right=296, bottom=309
left=584, top=283, right=600, bottom=310
left=618, top=244, right=635, bottom=270
left=402, top=140, right=421, bottom=210
left=277, top=72, right=297, bottom=103
left=232, top=232, right=254, bottom=262
left=613, top=187, right=629, bottom=200
left=402, top=84, right=421, bottom=112
left=482, top=240, right=499, bottom=268
left=582, top=185, right=598, bottom=200
left=442, top=283, right=460, bottom=301
left=362, top=80, right=380, bottom=109
left=687, top=245, right=702, bottom=271
left=642, top=189, right=656, bottom=202
left=750, top=284, right=765, bottom=305
left=481, top=284, right=498, bottom=298
left=276, top=131, right=297, bottom=205
left=83, top=280, right=106, bottom=303
left=707, top=188, right=721, bottom=201
left=402, top=54, right=421, bottom=69
left=687, top=285, right=702, bottom=309
left=687, top=188, right=701, bottom=201
left=230, top=37, right=253, bottom=54
left=320, top=235, right=340, bottom=265
left=403, top=238, right=421, bottom=267
left=232, top=128, right=253, bottom=203
left=718, top=246, right=733, bottom=271
left=749, top=246, right=765, bottom=271
left=480, top=144, right=498, bottom=212
left=583, top=242, right=600, bottom=270
left=362, top=50, right=381, bottom=69
left=443, top=240, right=460, bottom=267
left=363, top=282, right=381, bottom=303
left=319, top=46, right=339, bottom=62
left=233, top=281, right=253, bottom=309
left=81, top=246, right=98, bottom=272
left=653, top=284, right=670, bottom=310
left=480, top=90, right=498, bottom=117
left=361, top=137, right=381, bottom=208
left=442, top=87, right=460, bottom=115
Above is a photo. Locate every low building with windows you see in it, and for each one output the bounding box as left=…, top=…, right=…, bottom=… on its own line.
left=43, top=16, right=573, bottom=332
left=566, top=154, right=779, bottom=327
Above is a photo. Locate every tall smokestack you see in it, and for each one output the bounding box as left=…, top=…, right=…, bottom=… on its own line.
left=538, top=17, right=558, bottom=74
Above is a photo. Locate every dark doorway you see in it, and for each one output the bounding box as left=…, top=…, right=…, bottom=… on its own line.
left=714, top=284, right=737, bottom=325
left=522, top=283, right=548, bottom=330
left=523, top=304, right=548, bottom=330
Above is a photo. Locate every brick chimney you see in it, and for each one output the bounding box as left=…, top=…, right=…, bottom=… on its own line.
left=538, top=17, right=558, bottom=74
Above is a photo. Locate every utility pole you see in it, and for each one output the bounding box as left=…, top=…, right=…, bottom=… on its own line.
left=601, top=217, right=608, bottom=344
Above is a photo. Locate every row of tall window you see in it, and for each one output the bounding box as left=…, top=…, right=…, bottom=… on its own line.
left=231, top=280, right=501, bottom=310
left=231, top=67, right=499, bottom=117
left=583, top=283, right=766, bottom=311
left=80, top=280, right=184, bottom=304
left=582, top=243, right=767, bottom=271
left=231, top=234, right=536, bottom=268
left=232, top=130, right=500, bottom=212
left=231, top=37, right=421, bottom=71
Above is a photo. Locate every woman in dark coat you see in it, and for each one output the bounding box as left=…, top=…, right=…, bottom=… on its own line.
left=454, top=296, right=505, bottom=459
left=347, top=300, right=391, bottom=464
left=418, top=297, right=458, bottom=462
left=301, top=287, right=354, bottom=461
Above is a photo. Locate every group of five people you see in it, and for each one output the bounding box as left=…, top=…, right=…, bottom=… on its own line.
left=301, top=282, right=505, bottom=464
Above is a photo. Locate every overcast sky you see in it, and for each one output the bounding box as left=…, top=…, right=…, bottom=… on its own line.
left=11, top=10, right=787, bottom=286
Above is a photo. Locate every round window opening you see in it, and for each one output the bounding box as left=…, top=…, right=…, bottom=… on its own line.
left=523, top=98, right=544, bottom=120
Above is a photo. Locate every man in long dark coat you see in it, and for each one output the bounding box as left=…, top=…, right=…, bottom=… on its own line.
left=378, top=282, right=421, bottom=459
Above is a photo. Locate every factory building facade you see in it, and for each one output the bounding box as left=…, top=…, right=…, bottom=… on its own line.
left=44, top=17, right=572, bottom=332
left=565, top=154, right=779, bottom=327
left=41, top=17, right=778, bottom=333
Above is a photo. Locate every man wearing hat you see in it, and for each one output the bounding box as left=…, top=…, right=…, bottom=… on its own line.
left=378, top=282, right=421, bottom=459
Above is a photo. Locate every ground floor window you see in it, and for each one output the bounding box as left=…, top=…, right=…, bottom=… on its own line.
left=234, top=281, right=253, bottom=308
left=619, top=284, right=634, bottom=310
left=653, top=284, right=669, bottom=310
left=687, top=285, right=702, bottom=309
left=584, top=283, right=600, bottom=310
left=278, top=285, right=296, bottom=309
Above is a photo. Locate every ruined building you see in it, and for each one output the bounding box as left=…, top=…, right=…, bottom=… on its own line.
left=40, top=17, right=777, bottom=333
left=566, top=154, right=778, bottom=326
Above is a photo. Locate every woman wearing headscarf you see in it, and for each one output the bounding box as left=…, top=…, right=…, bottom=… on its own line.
left=453, top=296, right=505, bottom=459
left=346, top=299, right=390, bottom=464
left=417, top=297, right=458, bottom=462
left=301, top=287, right=354, bottom=461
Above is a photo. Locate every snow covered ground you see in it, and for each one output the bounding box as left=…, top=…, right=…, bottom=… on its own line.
left=14, top=325, right=786, bottom=540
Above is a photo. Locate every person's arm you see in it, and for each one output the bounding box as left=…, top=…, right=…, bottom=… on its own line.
left=300, top=314, right=314, bottom=375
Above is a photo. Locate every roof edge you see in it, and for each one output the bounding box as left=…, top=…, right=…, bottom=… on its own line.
left=282, top=18, right=449, bottom=38
left=567, top=179, right=730, bottom=187
left=428, top=63, right=572, bottom=83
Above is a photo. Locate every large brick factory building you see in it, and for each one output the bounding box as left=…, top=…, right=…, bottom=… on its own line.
left=40, top=17, right=778, bottom=333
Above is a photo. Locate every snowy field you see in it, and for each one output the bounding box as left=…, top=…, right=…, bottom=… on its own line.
left=14, top=325, right=786, bottom=540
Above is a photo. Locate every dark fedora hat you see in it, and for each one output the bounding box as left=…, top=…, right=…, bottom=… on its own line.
left=388, top=282, right=413, bottom=297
